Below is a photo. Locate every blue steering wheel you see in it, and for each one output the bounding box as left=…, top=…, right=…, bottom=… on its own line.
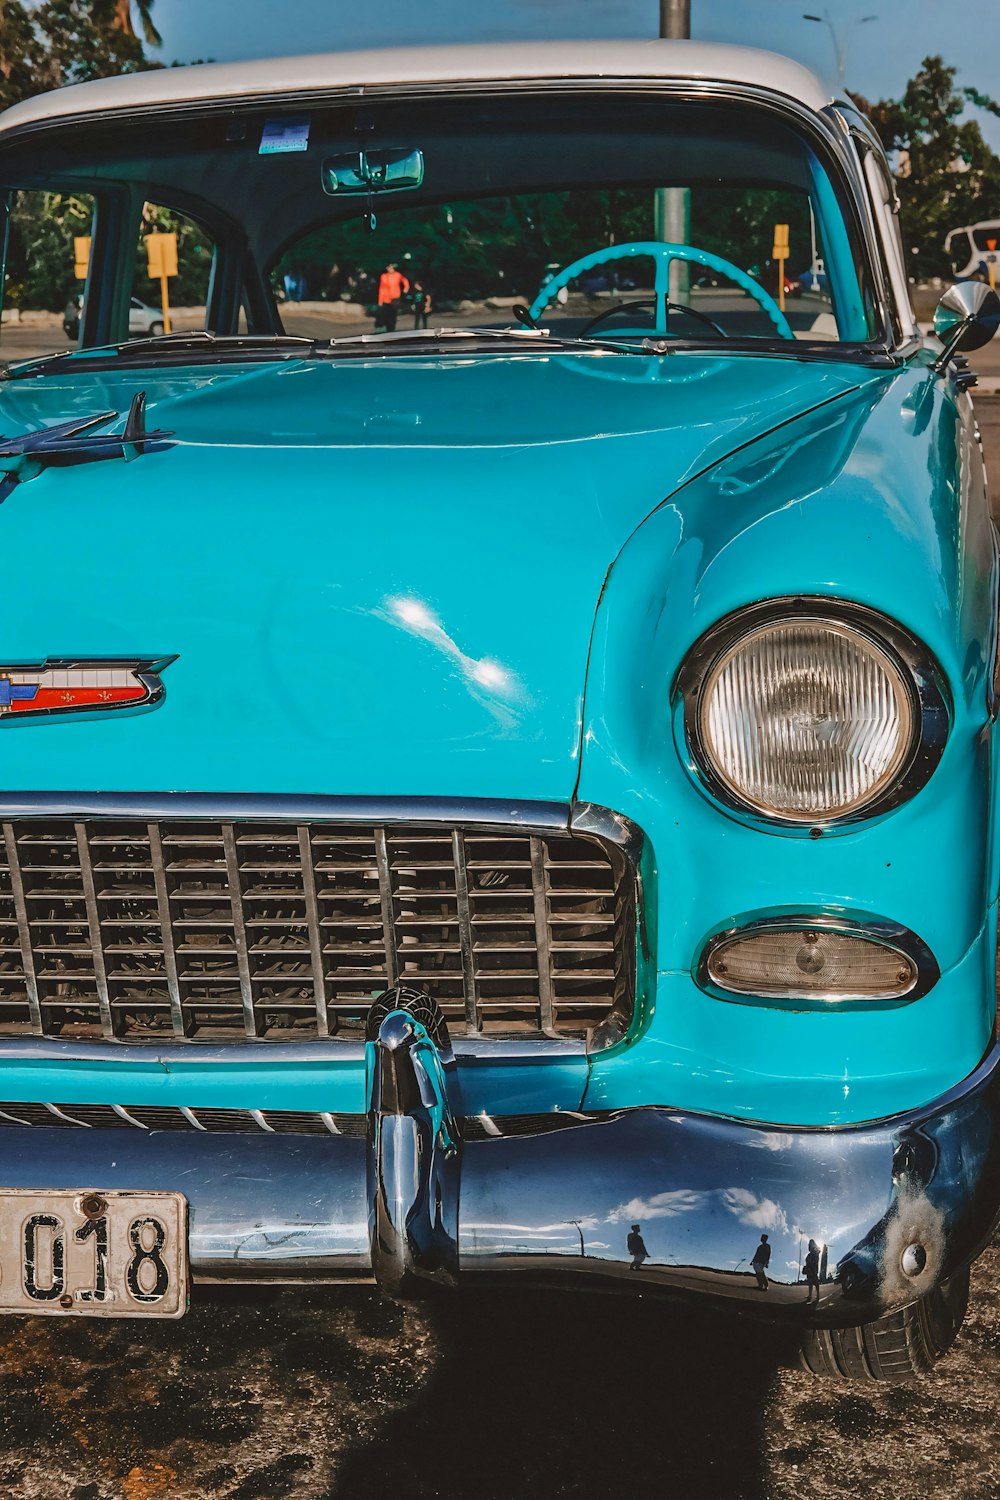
left=529, top=241, right=795, bottom=340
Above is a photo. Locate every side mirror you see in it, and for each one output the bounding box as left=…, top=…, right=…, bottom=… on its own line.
left=321, top=148, right=424, bottom=198
left=932, top=280, right=1000, bottom=370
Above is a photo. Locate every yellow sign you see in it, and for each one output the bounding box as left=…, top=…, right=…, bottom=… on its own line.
left=145, top=232, right=178, bottom=280
left=73, top=235, right=91, bottom=280
left=772, top=223, right=790, bottom=311
left=144, top=232, right=178, bottom=336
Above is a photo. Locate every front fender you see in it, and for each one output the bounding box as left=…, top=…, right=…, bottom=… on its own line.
left=577, top=362, right=1000, bottom=1125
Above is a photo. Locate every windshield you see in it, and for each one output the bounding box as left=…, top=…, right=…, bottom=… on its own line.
left=0, top=91, right=879, bottom=366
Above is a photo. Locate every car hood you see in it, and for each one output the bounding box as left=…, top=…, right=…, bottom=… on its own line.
left=0, top=350, right=883, bottom=798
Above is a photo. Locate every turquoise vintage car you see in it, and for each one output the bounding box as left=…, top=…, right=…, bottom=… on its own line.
left=0, top=38, right=996, bottom=1379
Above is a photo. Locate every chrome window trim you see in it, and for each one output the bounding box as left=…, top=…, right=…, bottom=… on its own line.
left=695, top=910, right=940, bottom=1011
left=0, top=793, right=638, bottom=1059
left=673, top=596, right=951, bottom=835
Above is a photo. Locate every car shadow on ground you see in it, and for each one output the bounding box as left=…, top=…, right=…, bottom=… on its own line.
left=333, top=1287, right=795, bottom=1500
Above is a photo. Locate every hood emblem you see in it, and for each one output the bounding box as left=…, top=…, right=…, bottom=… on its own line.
left=0, top=656, right=177, bottom=722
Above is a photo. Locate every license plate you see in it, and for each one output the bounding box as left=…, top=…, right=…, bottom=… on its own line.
left=0, top=1190, right=188, bottom=1318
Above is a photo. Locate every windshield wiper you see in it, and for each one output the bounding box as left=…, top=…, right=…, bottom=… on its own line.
left=318, top=325, right=653, bottom=357
left=2, top=331, right=315, bottom=380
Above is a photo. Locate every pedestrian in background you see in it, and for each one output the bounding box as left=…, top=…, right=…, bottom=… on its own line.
left=411, top=280, right=431, bottom=329
left=375, top=262, right=409, bottom=332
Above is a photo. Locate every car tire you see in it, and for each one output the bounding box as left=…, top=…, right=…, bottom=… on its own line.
left=149, top=321, right=165, bottom=337
left=799, top=1265, right=969, bottom=1382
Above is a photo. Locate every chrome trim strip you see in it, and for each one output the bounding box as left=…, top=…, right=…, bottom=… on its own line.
left=451, top=828, right=478, bottom=1033
left=373, top=826, right=398, bottom=990
left=674, top=596, right=951, bottom=834
left=113, top=1104, right=147, bottom=1128
left=148, top=821, right=186, bottom=1039
left=76, top=820, right=115, bottom=1038
left=0, top=792, right=571, bottom=828
left=297, top=824, right=330, bottom=1037
left=530, top=834, right=556, bottom=1035
left=46, top=1102, right=90, bottom=1126
left=0, top=1033, right=588, bottom=1063
left=3, top=822, right=43, bottom=1035
left=695, top=911, right=940, bottom=1011
left=222, top=823, right=257, bottom=1038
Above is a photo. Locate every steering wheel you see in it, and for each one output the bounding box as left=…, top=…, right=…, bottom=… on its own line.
left=529, top=241, right=795, bottom=340
left=580, top=297, right=728, bottom=340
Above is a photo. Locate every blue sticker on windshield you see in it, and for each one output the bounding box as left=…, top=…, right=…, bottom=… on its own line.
left=259, top=117, right=310, bottom=155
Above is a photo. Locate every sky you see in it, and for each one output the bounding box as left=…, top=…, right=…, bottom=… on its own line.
left=148, top=0, right=1000, bottom=151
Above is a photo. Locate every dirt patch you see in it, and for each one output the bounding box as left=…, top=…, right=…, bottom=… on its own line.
left=0, top=1247, right=997, bottom=1499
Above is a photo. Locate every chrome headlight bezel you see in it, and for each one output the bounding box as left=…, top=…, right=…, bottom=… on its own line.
left=675, top=597, right=950, bottom=830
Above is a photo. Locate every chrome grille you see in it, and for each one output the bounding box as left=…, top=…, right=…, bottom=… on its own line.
left=0, top=819, right=633, bottom=1042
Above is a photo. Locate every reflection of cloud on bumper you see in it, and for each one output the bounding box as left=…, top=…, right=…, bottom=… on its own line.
left=746, top=1132, right=795, bottom=1153
left=721, top=1187, right=788, bottom=1235
left=606, top=1189, right=704, bottom=1224
left=379, top=595, right=528, bottom=727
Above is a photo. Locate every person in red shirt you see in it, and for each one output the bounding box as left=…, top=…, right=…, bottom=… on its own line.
left=375, top=263, right=410, bottom=332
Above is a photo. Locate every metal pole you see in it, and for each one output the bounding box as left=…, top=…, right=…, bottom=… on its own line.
left=655, top=0, right=690, bottom=305
left=659, top=0, right=690, bottom=35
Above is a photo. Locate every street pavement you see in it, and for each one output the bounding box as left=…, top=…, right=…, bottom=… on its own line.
left=0, top=373, right=997, bottom=1500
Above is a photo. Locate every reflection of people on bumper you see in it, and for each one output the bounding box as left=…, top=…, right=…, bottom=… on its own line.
left=751, top=1233, right=771, bottom=1290
left=805, top=1239, right=822, bottom=1302
left=627, top=1223, right=648, bottom=1270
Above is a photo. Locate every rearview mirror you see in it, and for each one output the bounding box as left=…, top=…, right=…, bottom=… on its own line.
left=321, top=148, right=424, bottom=197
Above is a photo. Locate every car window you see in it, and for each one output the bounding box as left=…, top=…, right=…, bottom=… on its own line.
left=131, top=201, right=215, bottom=336
left=0, top=188, right=95, bottom=358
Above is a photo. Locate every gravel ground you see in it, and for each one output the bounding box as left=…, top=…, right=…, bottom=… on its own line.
left=0, top=396, right=998, bottom=1500
left=0, top=1254, right=998, bottom=1500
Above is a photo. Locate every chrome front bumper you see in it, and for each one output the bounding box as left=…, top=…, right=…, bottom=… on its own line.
left=0, top=1012, right=998, bottom=1326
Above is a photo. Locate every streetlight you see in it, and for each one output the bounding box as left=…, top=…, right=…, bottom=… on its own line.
left=802, top=11, right=877, bottom=91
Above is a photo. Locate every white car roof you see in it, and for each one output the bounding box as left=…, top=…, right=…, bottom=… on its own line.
left=0, top=40, right=832, bottom=139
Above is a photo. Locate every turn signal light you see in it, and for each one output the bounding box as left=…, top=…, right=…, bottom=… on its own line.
left=699, top=920, right=938, bottom=1006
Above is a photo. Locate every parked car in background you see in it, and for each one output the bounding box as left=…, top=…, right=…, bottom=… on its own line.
left=63, top=295, right=165, bottom=341
left=0, top=40, right=998, bottom=1383
left=945, top=219, right=1000, bottom=281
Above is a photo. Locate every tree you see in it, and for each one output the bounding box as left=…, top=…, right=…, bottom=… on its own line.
left=0, top=0, right=158, bottom=310
left=102, top=0, right=161, bottom=47
left=861, top=57, right=1000, bottom=280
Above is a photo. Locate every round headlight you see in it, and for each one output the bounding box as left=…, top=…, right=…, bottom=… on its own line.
left=681, top=604, right=947, bottom=823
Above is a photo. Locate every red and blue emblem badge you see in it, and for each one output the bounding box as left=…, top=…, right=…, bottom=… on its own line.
left=0, top=657, right=177, bottom=722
